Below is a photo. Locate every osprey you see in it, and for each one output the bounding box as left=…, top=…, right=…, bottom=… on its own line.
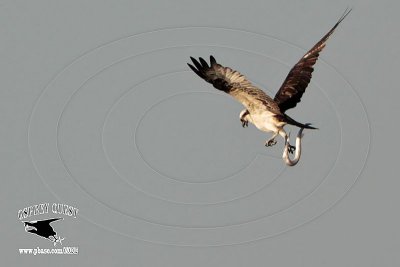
left=23, top=218, right=64, bottom=246
left=188, top=9, right=351, bottom=166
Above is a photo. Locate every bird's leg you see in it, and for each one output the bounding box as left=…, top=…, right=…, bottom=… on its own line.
left=57, top=236, right=64, bottom=246
left=51, top=235, right=64, bottom=246
left=48, top=236, right=57, bottom=246
left=239, top=109, right=250, bottom=128
left=279, top=130, right=296, bottom=154
left=265, top=132, right=278, bottom=147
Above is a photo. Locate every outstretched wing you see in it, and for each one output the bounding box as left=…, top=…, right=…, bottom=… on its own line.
left=36, top=218, right=63, bottom=226
left=188, top=56, right=281, bottom=114
left=274, top=8, right=352, bottom=112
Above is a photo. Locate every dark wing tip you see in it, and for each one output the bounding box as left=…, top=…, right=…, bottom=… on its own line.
left=190, top=56, right=197, bottom=64
left=189, top=56, right=216, bottom=69
left=187, top=63, right=204, bottom=79
left=339, top=7, right=353, bottom=24
left=331, top=7, right=352, bottom=33
left=199, top=57, right=209, bottom=68
left=210, top=55, right=216, bottom=65
left=190, top=57, right=203, bottom=70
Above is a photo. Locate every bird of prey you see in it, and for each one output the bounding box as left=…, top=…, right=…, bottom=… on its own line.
left=188, top=9, right=351, bottom=166
left=23, top=218, right=64, bottom=246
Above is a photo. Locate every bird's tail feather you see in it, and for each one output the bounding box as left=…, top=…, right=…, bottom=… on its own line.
left=284, top=115, right=318, bottom=129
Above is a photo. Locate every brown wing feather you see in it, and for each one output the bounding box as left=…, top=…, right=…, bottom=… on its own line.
left=274, top=8, right=351, bottom=112
left=188, top=56, right=281, bottom=114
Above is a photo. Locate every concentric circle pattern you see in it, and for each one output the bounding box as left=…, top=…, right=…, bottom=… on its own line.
left=29, top=27, right=370, bottom=246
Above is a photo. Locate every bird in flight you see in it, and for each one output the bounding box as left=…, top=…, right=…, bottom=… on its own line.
left=23, top=218, right=64, bottom=246
left=188, top=9, right=351, bottom=166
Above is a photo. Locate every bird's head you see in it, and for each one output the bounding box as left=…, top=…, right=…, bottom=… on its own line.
left=23, top=221, right=38, bottom=233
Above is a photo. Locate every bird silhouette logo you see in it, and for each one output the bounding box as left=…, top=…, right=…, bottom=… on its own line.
left=23, top=218, right=65, bottom=246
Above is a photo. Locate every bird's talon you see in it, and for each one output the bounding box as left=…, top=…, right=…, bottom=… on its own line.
left=265, top=139, right=277, bottom=147
left=288, top=145, right=296, bottom=154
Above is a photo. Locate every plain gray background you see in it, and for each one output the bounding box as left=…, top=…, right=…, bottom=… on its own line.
left=1, top=0, right=399, bottom=266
